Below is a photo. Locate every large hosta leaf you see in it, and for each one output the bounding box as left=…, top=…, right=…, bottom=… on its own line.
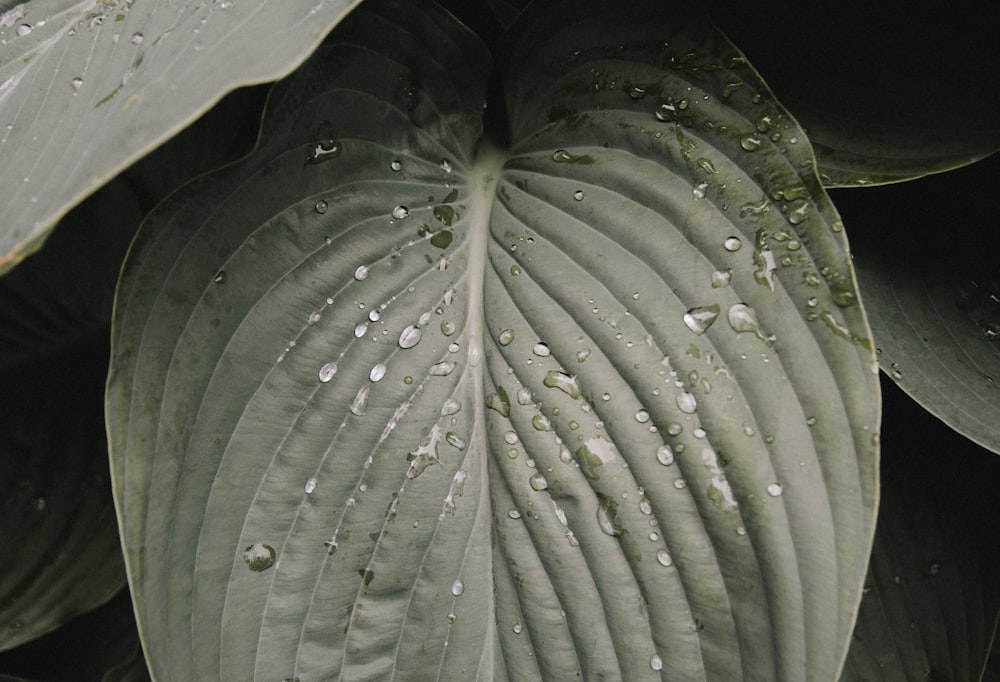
left=107, top=0, right=880, bottom=679
left=0, top=0, right=361, bottom=273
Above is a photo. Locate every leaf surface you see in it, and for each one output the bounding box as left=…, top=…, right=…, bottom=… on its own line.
left=709, top=3, right=1000, bottom=187
left=837, top=157, right=1000, bottom=456
left=107, top=1, right=880, bottom=679
left=0, top=0, right=360, bottom=273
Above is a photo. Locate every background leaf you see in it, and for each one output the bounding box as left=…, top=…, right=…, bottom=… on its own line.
left=0, top=0, right=361, bottom=274
left=841, top=378, right=1000, bottom=681
left=708, top=2, right=1000, bottom=187
left=834, top=153, right=1000, bottom=455
left=108, top=0, right=879, bottom=679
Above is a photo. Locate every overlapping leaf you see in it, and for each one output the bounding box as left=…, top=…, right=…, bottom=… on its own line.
left=107, top=0, right=880, bottom=679
left=834, top=160, right=1000, bottom=456
left=0, top=0, right=361, bottom=273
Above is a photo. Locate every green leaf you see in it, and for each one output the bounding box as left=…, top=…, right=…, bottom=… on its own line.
left=836, top=156, right=1000, bottom=456
left=0, top=341, right=125, bottom=652
left=0, top=0, right=362, bottom=274
left=709, top=4, right=1000, bottom=187
left=107, top=0, right=880, bottom=679
left=841, top=379, right=1000, bottom=681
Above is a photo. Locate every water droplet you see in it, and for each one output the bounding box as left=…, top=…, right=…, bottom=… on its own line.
left=430, top=361, right=456, bottom=376
left=533, top=342, right=551, bottom=357
left=655, top=102, right=676, bottom=121
left=767, top=482, right=783, bottom=497
left=638, top=497, right=653, bottom=515
left=650, top=655, right=664, bottom=671
left=318, top=362, right=338, bottom=383
left=543, top=371, right=580, bottom=399
left=504, top=431, right=519, bottom=445
left=71, top=77, right=83, bottom=90
left=440, top=158, right=453, bottom=173
left=369, top=363, right=387, bottom=382
left=486, top=387, right=511, bottom=417
left=213, top=271, right=226, bottom=284
left=510, top=265, right=521, bottom=276
left=242, top=543, right=275, bottom=572
left=398, top=325, right=422, bottom=349
left=532, top=415, right=552, bottom=431
left=513, top=622, right=523, bottom=634
left=498, top=329, right=515, bottom=346
left=676, top=391, right=697, bottom=414
left=656, top=444, right=675, bottom=466
left=673, top=479, right=687, bottom=490
left=656, top=549, right=672, bottom=567
left=683, top=304, right=721, bottom=334
left=666, top=422, right=683, bottom=436
left=440, top=320, right=456, bottom=336
left=508, top=508, right=521, bottom=519
left=529, top=472, right=549, bottom=491
left=736, top=526, right=747, bottom=536
left=786, top=198, right=809, bottom=225
left=711, top=269, right=732, bottom=288
left=451, top=578, right=465, bottom=596
left=350, top=385, right=370, bottom=416
left=354, top=322, right=368, bottom=338
left=131, top=32, right=143, bottom=44
left=445, top=431, right=465, bottom=449
left=573, top=190, right=585, bottom=201
left=596, top=495, right=623, bottom=537
left=728, top=303, right=763, bottom=336
left=392, top=205, right=410, bottom=220
left=368, top=310, right=381, bottom=322
left=16, top=24, right=31, bottom=37
left=354, top=265, right=370, bottom=281
left=635, top=409, right=650, bottom=423
left=724, top=237, right=743, bottom=251
left=740, top=134, right=762, bottom=151
left=314, top=199, right=328, bottom=214
left=692, top=182, right=708, bottom=199
left=390, top=159, right=402, bottom=171
left=304, top=478, right=317, bottom=494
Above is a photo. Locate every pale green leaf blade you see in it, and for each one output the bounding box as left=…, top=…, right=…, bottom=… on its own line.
left=836, top=159, right=1000, bottom=456
left=108, top=1, right=880, bottom=680
left=108, top=2, right=493, bottom=679
left=500, top=4, right=878, bottom=677
left=0, top=0, right=361, bottom=273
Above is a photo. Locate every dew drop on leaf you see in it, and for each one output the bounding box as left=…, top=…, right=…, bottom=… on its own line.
left=656, top=444, right=675, bottom=465
left=242, top=543, right=275, bottom=572
left=498, top=329, right=515, bottom=346
left=767, top=482, right=784, bottom=497
left=656, top=549, right=672, bottom=567
left=543, top=371, right=580, bottom=399
left=430, top=361, right=456, bottom=376
left=318, top=362, right=337, bottom=383
left=398, top=325, right=422, bottom=349
left=451, top=578, right=465, bottom=596
left=354, top=265, right=370, bottom=281
left=683, top=304, right=721, bottom=335
left=392, top=205, right=410, bottom=220
left=529, top=472, right=549, bottom=491
left=533, top=342, right=551, bottom=357
left=304, top=478, right=317, bottom=494
left=724, top=237, right=743, bottom=251
left=369, top=363, right=387, bottom=382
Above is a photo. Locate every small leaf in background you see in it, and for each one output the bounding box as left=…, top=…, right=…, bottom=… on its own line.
left=708, top=2, right=1000, bottom=187
left=841, top=377, right=1000, bottom=681
left=835, top=153, right=1000, bottom=456
left=107, top=0, right=878, bottom=679
left=0, top=0, right=361, bottom=274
